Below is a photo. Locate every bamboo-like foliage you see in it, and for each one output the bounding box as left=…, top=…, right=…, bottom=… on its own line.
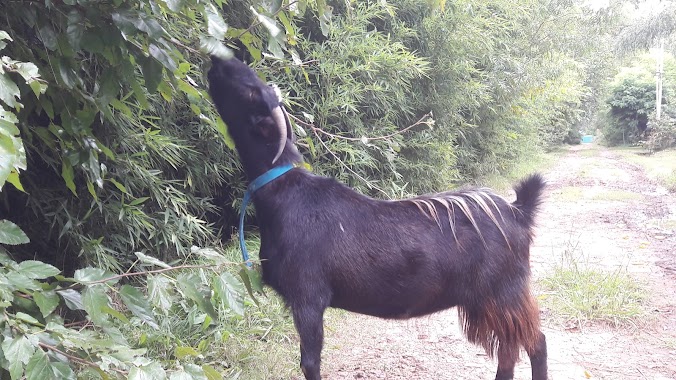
left=615, top=2, right=676, bottom=55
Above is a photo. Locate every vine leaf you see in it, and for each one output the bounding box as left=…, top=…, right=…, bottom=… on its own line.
left=0, top=220, right=29, bottom=245
left=120, top=284, right=159, bottom=329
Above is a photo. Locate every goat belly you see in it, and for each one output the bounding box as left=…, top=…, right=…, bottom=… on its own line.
left=331, top=292, right=459, bottom=319
left=328, top=266, right=460, bottom=319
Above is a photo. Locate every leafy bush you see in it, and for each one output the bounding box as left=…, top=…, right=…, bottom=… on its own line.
left=646, top=108, right=676, bottom=152
left=603, top=74, right=657, bottom=145
left=0, top=30, right=41, bottom=192
left=0, top=231, right=260, bottom=379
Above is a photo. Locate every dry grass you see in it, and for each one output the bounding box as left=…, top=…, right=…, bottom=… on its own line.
left=614, top=147, right=676, bottom=191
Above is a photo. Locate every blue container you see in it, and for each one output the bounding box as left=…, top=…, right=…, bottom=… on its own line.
left=581, top=135, right=594, bottom=143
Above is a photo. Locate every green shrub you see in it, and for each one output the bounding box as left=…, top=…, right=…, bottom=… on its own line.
left=646, top=108, right=676, bottom=152
left=603, top=75, right=657, bottom=145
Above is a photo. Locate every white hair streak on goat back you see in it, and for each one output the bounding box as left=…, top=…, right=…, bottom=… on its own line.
left=407, top=190, right=514, bottom=249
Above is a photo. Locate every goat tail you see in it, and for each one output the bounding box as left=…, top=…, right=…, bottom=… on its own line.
left=512, top=173, right=545, bottom=227
left=458, top=284, right=541, bottom=362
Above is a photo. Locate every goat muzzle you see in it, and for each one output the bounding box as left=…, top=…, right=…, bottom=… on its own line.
left=271, top=106, right=287, bottom=164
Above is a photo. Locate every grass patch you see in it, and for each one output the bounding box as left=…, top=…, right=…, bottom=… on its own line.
left=613, top=147, right=676, bottom=191
left=539, top=245, right=646, bottom=327
left=554, top=186, right=641, bottom=202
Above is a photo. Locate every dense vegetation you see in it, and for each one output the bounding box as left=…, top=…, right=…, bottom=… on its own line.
left=0, top=0, right=665, bottom=378
left=601, top=53, right=676, bottom=147
left=602, top=0, right=676, bottom=148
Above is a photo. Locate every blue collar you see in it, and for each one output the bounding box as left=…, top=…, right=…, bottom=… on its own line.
left=239, top=164, right=295, bottom=267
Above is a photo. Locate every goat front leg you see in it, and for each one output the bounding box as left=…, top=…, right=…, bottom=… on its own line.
left=292, top=304, right=326, bottom=380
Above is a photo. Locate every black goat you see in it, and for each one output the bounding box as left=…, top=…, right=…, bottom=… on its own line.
left=208, top=56, right=548, bottom=380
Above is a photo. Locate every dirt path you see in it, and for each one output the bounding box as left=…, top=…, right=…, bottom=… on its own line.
left=319, top=144, right=676, bottom=379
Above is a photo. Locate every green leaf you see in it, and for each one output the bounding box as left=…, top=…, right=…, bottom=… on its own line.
left=177, top=273, right=218, bottom=320
left=202, top=365, right=222, bottom=380
left=56, top=59, right=79, bottom=89
left=214, top=118, right=235, bottom=149
left=74, top=267, right=116, bottom=284
left=110, top=98, right=132, bottom=117
left=2, top=335, right=36, bottom=366
left=0, top=107, right=19, bottom=131
left=14, top=62, right=40, bottom=83
left=128, top=362, right=166, bottom=380
left=147, top=275, right=174, bottom=313
left=134, top=252, right=171, bottom=269
left=251, top=8, right=282, bottom=38
left=112, top=11, right=165, bottom=39
left=184, top=364, right=208, bottom=380
left=6, top=271, right=40, bottom=290
left=149, top=44, right=177, bottom=73
left=174, top=346, right=199, bottom=359
left=83, top=285, right=111, bottom=327
left=213, top=272, right=245, bottom=315
left=163, top=0, right=182, bottom=12
left=15, top=311, right=43, bottom=326
left=17, top=260, right=60, bottom=279
left=158, top=80, right=173, bottom=102
left=61, top=158, right=77, bottom=196
left=0, top=73, right=21, bottom=108
left=0, top=219, right=29, bottom=245
left=98, top=71, right=119, bottom=107
left=140, top=56, right=164, bottom=94
left=6, top=170, right=23, bottom=192
left=168, top=371, right=193, bottom=380
left=102, top=305, right=129, bottom=323
left=50, top=362, right=75, bottom=380
left=66, top=10, right=84, bottom=51
left=127, top=74, right=149, bottom=110
left=28, top=80, right=47, bottom=98
left=239, top=265, right=263, bottom=292
left=37, top=24, right=57, bottom=50
left=57, top=289, right=84, bottom=310
left=25, top=350, right=55, bottom=380
left=177, top=80, right=200, bottom=100
left=120, top=285, right=159, bottom=329
left=319, top=4, right=332, bottom=37
left=34, top=290, right=60, bottom=317
left=128, top=197, right=150, bottom=206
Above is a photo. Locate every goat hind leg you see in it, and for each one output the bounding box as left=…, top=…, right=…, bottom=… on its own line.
left=292, top=305, right=326, bottom=380
left=527, top=331, right=548, bottom=380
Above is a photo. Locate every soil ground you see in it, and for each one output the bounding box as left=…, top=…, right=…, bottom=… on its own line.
left=318, top=144, right=676, bottom=380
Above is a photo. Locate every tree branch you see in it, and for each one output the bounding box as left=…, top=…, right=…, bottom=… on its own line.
left=38, top=342, right=128, bottom=375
